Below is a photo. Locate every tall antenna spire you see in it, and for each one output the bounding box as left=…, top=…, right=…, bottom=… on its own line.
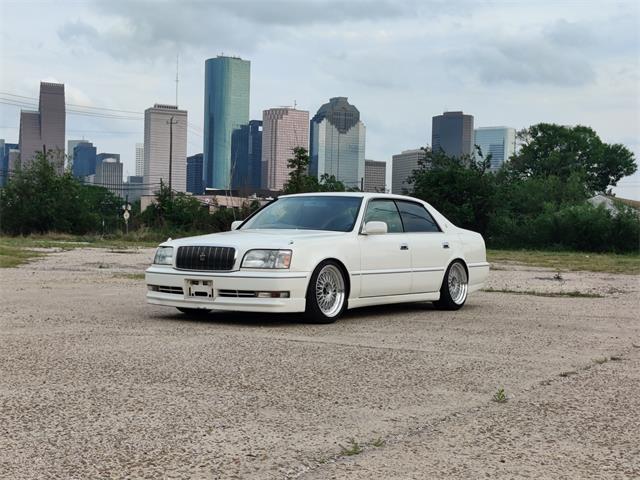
left=175, top=53, right=179, bottom=106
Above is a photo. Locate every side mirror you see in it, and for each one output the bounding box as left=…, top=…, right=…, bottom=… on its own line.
left=230, top=220, right=243, bottom=231
left=363, top=221, right=388, bottom=235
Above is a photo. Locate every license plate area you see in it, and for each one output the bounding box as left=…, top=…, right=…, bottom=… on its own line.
left=186, top=279, right=214, bottom=300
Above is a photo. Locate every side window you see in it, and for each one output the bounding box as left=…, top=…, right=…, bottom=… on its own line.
left=395, top=201, right=441, bottom=233
left=364, top=199, right=403, bottom=233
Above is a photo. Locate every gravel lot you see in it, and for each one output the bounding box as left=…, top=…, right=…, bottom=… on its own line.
left=1, top=247, right=638, bottom=479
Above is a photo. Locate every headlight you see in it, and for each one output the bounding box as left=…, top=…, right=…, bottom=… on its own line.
left=242, top=249, right=292, bottom=269
left=153, top=246, right=174, bottom=265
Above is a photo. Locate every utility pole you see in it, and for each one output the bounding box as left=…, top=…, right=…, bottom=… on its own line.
left=167, top=116, right=178, bottom=195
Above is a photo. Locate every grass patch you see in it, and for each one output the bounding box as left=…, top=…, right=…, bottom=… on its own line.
left=0, top=244, right=44, bottom=268
left=482, top=288, right=603, bottom=298
left=113, top=273, right=145, bottom=280
left=0, top=233, right=160, bottom=250
left=340, top=439, right=363, bottom=456
left=372, top=437, right=385, bottom=448
left=559, top=370, right=578, bottom=377
left=492, top=388, right=508, bottom=403
left=487, top=249, right=640, bottom=275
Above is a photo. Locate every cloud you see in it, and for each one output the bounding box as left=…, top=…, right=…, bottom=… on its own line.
left=58, top=0, right=415, bottom=60
left=445, top=20, right=599, bottom=87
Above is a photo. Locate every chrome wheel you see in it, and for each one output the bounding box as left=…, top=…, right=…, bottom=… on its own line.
left=315, top=264, right=345, bottom=318
left=447, top=262, right=468, bottom=305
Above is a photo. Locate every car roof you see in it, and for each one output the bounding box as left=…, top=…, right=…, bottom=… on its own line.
left=279, top=192, right=423, bottom=202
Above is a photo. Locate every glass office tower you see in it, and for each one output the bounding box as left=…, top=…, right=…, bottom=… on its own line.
left=203, top=56, right=250, bottom=190
left=310, top=97, right=365, bottom=189
left=474, top=127, right=516, bottom=171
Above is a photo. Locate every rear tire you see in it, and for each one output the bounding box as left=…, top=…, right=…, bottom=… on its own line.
left=305, top=260, right=348, bottom=324
left=433, top=260, right=468, bottom=310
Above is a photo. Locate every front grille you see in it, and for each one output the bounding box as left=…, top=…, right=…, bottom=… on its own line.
left=175, top=246, right=236, bottom=271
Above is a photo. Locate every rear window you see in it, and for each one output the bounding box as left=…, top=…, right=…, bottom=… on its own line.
left=395, top=201, right=441, bottom=233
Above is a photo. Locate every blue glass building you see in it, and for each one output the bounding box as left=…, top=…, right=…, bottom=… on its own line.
left=72, top=142, right=97, bottom=178
left=310, top=97, right=366, bottom=189
left=246, top=120, right=263, bottom=190
left=1, top=141, right=18, bottom=186
left=203, top=56, right=250, bottom=190
left=186, top=153, right=204, bottom=195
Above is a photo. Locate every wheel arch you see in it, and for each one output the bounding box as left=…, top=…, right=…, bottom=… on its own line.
left=306, top=257, right=351, bottom=300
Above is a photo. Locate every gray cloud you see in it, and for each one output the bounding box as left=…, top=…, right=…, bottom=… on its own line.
left=58, top=0, right=415, bottom=60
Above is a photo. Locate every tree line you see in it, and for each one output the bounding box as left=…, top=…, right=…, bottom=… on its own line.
left=0, top=123, right=638, bottom=252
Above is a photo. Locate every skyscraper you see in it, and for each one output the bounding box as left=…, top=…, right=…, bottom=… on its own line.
left=261, top=108, right=309, bottom=191
left=96, top=152, right=120, bottom=168
left=310, top=97, right=365, bottom=189
left=203, top=56, right=250, bottom=190
left=95, top=158, right=123, bottom=198
left=0, top=140, right=17, bottom=186
left=432, top=111, right=474, bottom=158
left=364, top=159, right=386, bottom=192
left=135, top=143, right=144, bottom=177
left=392, top=149, right=427, bottom=195
left=186, top=153, right=204, bottom=195
left=474, top=127, right=516, bottom=171
left=67, top=139, right=86, bottom=170
left=144, top=104, right=188, bottom=195
left=72, top=141, right=97, bottom=178
left=18, top=82, right=66, bottom=173
left=247, top=120, right=263, bottom=191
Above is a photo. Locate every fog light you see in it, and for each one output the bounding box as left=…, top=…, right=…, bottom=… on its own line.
left=256, top=291, right=290, bottom=298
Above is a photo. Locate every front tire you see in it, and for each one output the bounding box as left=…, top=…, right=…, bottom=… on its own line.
left=305, top=260, right=348, bottom=323
left=433, top=260, right=468, bottom=310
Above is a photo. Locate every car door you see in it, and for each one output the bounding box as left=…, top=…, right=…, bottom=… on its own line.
left=358, top=199, right=411, bottom=297
left=395, top=200, right=450, bottom=293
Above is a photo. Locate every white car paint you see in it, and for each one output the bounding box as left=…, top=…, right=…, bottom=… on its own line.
left=145, top=192, right=489, bottom=315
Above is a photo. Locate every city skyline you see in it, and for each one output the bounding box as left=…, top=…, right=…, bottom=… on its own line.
left=0, top=0, right=638, bottom=198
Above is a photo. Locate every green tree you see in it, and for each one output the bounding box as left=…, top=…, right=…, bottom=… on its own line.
left=282, top=147, right=349, bottom=194
left=0, top=151, right=122, bottom=235
left=510, top=123, right=636, bottom=194
left=409, top=147, right=496, bottom=235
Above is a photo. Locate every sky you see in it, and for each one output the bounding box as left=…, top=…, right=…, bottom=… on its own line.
left=0, top=0, right=639, bottom=198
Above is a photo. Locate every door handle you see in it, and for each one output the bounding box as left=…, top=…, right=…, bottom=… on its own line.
left=442, top=242, right=450, bottom=249
left=400, top=244, right=409, bottom=250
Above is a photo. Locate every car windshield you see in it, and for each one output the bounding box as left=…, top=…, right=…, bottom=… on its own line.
left=241, top=196, right=363, bottom=232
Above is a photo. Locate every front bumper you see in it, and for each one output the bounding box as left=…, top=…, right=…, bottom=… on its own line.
left=145, top=266, right=310, bottom=313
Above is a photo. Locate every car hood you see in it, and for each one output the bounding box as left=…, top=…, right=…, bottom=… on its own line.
left=163, top=229, right=351, bottom=250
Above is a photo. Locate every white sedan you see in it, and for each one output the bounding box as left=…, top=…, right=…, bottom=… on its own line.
left=145, top=193, right=489, bottom=323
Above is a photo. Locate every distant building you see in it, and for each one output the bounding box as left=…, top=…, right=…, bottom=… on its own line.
left=67, top=139, right=86, bottom=170
left=144, top=103, right=188, bottom=195
left=18, top=82, right=66, bottom=172
left=474, top=127, right=516, bottom=171
left=186, top=153, right=204, bottom=195
left=247, top=120, right=263, bottom=191
left=135, top=143, right=144, bottom=177
left=392, top=149, right=426, bottom=195
left=95, top=158, right=123, bottom=198
left=96, top=152, right=120, bottom=168
left=124, top=175, right=144, bottom=202
left=203, top=56, right=250, bottom=190
left=310, top=97, right=365, bottom=189
left=261, top=108, right=309, bottom=191
left=72, top=141, right=97, bottom=178
left=364, top=159, right=386, bottom=192
left=0, top=140, right=18, bottom=186
left=432, top=111, right=474, bottom=158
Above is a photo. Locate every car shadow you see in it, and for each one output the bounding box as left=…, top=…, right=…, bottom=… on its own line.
left=157, top=300, right=478, bottom=328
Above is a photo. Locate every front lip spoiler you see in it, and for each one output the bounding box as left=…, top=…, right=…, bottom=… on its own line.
left=145, top=267, right=308, bottom=279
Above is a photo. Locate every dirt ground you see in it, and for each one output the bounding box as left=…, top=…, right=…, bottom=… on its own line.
left=1, top=247, right=638, bottom=479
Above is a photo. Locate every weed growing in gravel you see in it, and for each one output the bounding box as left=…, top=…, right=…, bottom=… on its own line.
left=492, top=388, right=508, bottom=403
left=372, top=438, right=385, bottom=448
left=610, top=355, right=623, bottom=361
left=559, top=371, right=578, bottom=377
left=592, top=357, right=608, bottom=364
left=553, top=271, right=563, bottom=281
left=340, top=439, right=363, bottom=456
